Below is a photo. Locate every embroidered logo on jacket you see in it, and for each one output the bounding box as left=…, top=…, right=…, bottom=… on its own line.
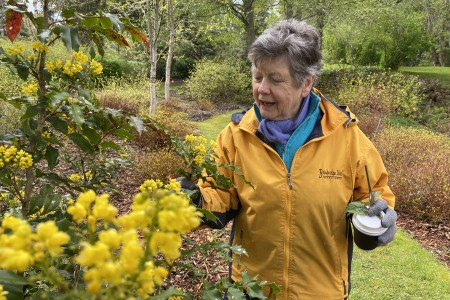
left=319, top=169, right=343, bottom=180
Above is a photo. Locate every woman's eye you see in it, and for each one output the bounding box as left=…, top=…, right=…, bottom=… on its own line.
left=253, top=77, right=262, bottom=82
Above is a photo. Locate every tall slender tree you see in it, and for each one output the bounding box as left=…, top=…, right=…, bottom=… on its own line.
left=165, top=0, right=175, bottom=102
left=147, top=0, right=163, bottom=115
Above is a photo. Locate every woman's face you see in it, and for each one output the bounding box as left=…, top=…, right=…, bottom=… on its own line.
left=252, top=56, right=314, bottom=120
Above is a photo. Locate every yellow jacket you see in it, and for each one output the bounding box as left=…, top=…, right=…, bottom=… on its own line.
left=199, top=89, right=395, bottom=299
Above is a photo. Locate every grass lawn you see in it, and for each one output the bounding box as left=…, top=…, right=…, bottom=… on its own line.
left=399, top=66, right=450, bottom=88
left=193, top=110, right=450, bottom=300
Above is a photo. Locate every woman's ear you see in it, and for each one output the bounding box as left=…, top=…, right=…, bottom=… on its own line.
left=301, top=75, right=315, bottom=98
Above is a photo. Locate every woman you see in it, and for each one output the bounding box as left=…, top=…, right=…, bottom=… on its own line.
left=192, top=19, right=397, bottom=299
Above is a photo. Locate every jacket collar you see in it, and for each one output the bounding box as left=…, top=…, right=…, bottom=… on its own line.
left=239, top=88, right=356, bottom=137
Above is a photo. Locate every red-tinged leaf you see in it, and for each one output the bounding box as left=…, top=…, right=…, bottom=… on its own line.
left=94, top=26, right=129, bottom=47
left=5, top=6, right=24, bottom=42
left=124, top=24, right=149, bottom=48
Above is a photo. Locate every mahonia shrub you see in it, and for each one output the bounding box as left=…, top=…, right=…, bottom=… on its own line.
left=0, top=182, right=201, bottom=299
left=373, top=126, right=450, bottom=224
left=185, top=58, right=252, bottom=105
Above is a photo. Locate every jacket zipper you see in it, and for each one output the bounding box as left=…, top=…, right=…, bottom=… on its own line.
left=284, top=172, right=293, bottom=297
left=287, top=172, right=293, bottom=189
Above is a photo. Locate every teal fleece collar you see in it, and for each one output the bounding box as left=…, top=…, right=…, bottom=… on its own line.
left=253, top=91, right=321, bottom=172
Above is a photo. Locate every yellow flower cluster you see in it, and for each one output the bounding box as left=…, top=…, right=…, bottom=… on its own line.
left=89, top=59, right=103, bottom=75
left=0, top=215, right=70, bottom=272
left=67, top=96, right=79, bottom=104
left=67, top=190, right=117, bottom=231
left=45, top=59, right=62, bottom=73
left=66, top=186, right=200, bottom=297
left=5, top=42, right=24, bottom=56
left=139, top=178, right=163, bottom=193
left=184, top=134, right=217, bottom=167
left=69, top=171, right=93, bottom=183
left=22, top=81, right=39, bottom=96
left=73, top=51, right=89, bottom=65
left=41, top=131, right=51, bottom=138
left=0, top=145, right=33, bottom=169
left=63, top=59, right=83, bottom=77
left=31, top=41, right=49, bottom=54
left=28, top=53, right=37, bottom=62
left=69, top=173, right=82, bottom=182
left=0, top=284, right=8, bottom=300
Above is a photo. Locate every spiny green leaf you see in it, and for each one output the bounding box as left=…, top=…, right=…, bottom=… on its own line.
left=82, top=126, right=101, bottom=144
left=69, top=104, right=85, bottom=127
left=22, top=105, right=39, bottom=119
left=0, top=270, right=29, bottom=285
left=81, top=16, right=100, bottom=29
left=346, top=201, right=369, bottom=215
left=201, top=287, right=223, bottom=300
left=102, top=13, right=124, bottom=32
left=0, top=282, right=25, bottom=300
left=129, top=115, right=144, bottom=135
left=16, top=63, right=29, bottom=80
left=99, top=141, right=121, bottom=151
left=60, top=25, right=81, bottom=51
left=61, top=8, right=76, bottom=18
left=226, top=287, right=246, bottom=300
left=28, top=185, right=63, bottom=216
left=44, top=145, right=59, bottom=169
left=230, top=245, right=248, bottom=256
left=47, top=116, right=68, bottom=134
left=69, top=133, right=95, bottom=153
left=38, top=29, right=51, bottom=43
left=148, top=287, right=185, bottom=300
left=49, top=91, right=70, bottom=107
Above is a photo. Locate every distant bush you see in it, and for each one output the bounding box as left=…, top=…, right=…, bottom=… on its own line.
left=0, top=65, right=22, bottom=135
left=185, top=58, right=252, bottom=104
left=333, top=69, right=425, bottom=118
left=99, top=59, right=145, bottom=80
left=133, top=147, right=185, bottom=182
left=374, top=126, right=450, bottom=224
left=134, top=107, right=197, bottom=151
left=97, top=75, right=150, bottom=116
left=316, top=67, right=427, bottom=136
left=156, top=55, right=196, bottom=80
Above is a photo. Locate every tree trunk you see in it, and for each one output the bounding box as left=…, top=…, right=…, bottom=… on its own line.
left=243, top=0, right=255, bottom=52
left=147, top=0, right=160, bottom=115
left=283, top=0, right=294, bottom=19
left=438, top=33, right=446, bottom=66
left=165, top=0, right=175, bottom=102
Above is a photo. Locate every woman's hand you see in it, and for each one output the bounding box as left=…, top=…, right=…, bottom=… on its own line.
left=368, top=199, right=398, bottom=246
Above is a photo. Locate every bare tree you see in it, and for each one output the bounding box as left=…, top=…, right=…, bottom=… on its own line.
left=147, top=0, right=163, bottom=114
left=164, top=0, right=175, bottom=102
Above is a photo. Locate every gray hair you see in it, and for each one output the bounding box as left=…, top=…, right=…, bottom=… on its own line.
left=248, top=19, right=322, bottom=86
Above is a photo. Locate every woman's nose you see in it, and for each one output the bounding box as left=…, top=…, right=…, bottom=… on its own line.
left=257, top=78, right=270, bottom=94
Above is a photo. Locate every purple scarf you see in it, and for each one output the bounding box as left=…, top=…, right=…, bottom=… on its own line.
left=258, top=95, right=311, bottom=145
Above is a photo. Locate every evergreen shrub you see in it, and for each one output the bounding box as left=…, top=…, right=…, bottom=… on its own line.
left=185, top=58, right=252, bottom=104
